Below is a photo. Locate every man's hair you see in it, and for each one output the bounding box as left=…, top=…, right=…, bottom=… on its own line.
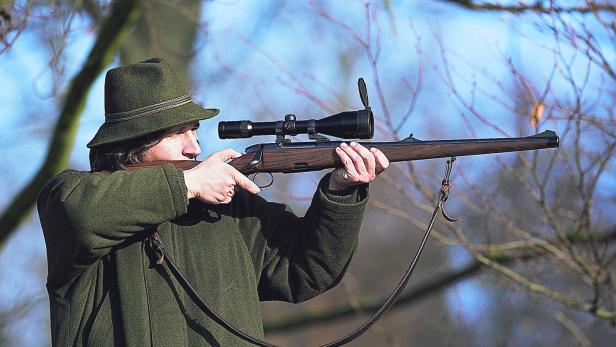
left=89, top=123, right=196, bottom=172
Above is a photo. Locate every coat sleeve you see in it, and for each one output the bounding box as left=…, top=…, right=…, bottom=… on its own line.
left=37, top=164, right=188, bottom=282
left=233, top=173, right=368, bottom=303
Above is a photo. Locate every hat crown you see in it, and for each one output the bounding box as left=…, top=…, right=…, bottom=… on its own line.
left=87, top=57, right=218, bottom=148
left=104, top=58, right=189, bottom=117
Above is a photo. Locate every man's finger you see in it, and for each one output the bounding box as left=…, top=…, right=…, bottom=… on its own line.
left=352, top=142, right=376, bottom=176
left=371, top=147, right=389, bottom=174
left=231, top=168, right=261, bottom=194
left=211, top=148, right=243, bottom=162
left=342, top=142, right=367, bottom=176
left=335, top=145, right=358, bottom=179
left=214, top=192, right=226, bottom=204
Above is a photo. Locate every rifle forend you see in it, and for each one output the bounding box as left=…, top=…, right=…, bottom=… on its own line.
left=124, top=130, right=559, bottom=174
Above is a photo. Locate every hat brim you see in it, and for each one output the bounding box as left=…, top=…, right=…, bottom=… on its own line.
left=87, top=102, right=219, bottom=148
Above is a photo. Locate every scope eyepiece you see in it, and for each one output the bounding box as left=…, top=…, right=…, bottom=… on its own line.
left=218, top=109, right=374, bottom=140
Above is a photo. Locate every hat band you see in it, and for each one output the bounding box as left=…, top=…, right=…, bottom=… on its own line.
left=105, top=94, right=193, bottom=123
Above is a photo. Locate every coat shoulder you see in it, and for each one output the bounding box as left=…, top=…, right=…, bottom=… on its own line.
left=38, top=169, right=91, bottom=205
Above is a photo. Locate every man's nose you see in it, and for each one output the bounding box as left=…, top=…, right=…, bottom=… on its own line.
left=182, top=132, right=201, bottom=159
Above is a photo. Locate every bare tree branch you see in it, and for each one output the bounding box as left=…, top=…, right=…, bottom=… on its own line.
left=264, top=228, right=616, bottom=332
left=0, top=0, right=142, bottom=247
left=439, top=0, right=616, bottom=14
left=264, top=260, right=482, bottom=333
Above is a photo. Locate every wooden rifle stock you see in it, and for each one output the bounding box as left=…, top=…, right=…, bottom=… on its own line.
left=125, top=130, right=559, bottom=174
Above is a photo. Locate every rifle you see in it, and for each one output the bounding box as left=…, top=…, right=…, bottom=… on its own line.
left=125, top=130, right=559, bottom=174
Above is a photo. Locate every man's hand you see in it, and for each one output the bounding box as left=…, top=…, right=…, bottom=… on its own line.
left=329, top=142, right=389, bottom=191
left=183, top=148, right=261, bottom=204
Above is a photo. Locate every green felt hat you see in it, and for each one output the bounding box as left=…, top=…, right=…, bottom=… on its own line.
left=87, top=58, right=219, bottom=148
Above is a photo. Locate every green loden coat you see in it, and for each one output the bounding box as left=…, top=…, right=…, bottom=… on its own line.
left=37, top=163, right=368, bottom=346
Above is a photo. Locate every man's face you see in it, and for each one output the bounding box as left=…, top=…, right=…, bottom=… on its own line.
left=143, top=122, right=201, bottom=161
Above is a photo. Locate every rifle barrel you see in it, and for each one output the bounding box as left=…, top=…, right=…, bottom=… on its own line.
left=376, top=130, right=558, bottom=163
